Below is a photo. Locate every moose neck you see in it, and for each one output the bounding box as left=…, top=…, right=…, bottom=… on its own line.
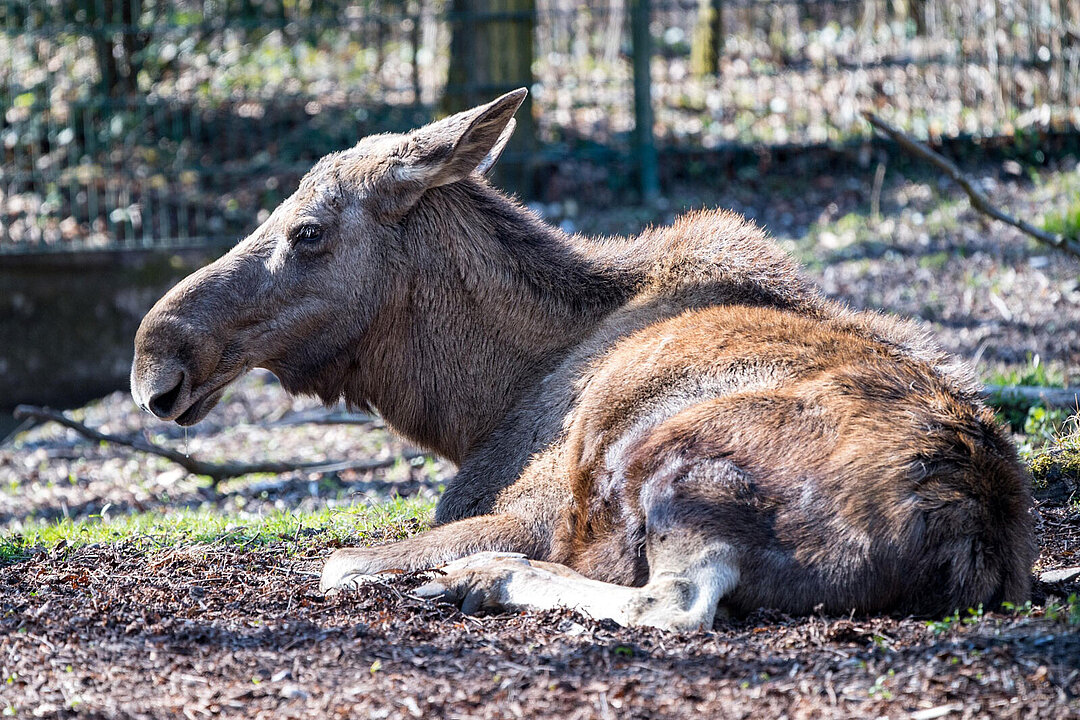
left=354, top=180, right=632, bottom=465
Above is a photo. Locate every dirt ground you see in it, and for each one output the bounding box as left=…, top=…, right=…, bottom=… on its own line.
left=0, top=471, right=1077, bottom=719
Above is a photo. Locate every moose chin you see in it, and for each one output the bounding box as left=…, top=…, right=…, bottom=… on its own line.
left=131, top=89, right=1034, bottom=631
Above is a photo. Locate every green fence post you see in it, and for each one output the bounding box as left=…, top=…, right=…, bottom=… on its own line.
left=630, top=0, right=659, bottom=202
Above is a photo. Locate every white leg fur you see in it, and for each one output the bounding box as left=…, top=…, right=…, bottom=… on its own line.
left=413, top=543, right=739, bottom=632
left=624, top=540, right=739, bottom=631
left=320, top=551, right=383, bottom=594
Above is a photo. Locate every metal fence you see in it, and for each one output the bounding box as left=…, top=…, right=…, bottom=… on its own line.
left=1, top=0, right=1077, bottom=253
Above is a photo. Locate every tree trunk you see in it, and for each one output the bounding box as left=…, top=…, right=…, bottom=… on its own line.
left=90, top=0, right=148, bottom=96
left=442, top=0, right=535, bottom=192
left=690, top=0, right=723, bottom=77
left=910, top=0, right=927, bottom=35
left=410, top=0, right=423, bottom=104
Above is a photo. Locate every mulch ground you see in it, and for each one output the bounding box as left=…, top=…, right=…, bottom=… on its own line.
left=2, top=161, right=1079, bottom=718
left=2, top=473, right=1077, bottom=720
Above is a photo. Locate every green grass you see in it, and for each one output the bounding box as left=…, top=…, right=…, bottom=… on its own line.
left=927, top=597, right=1080, bottom=634
left=0, top=496, right=434, bottom=564
left=1023, top=406, right=1076, bottom=446
left=1003, top=595, right=1080, bottom=626
left=985, top=354, right=1066, bottom=390
left=1013, top=406, right=1078, bottom=459
left=1028, top=414, right=1080, bottom=488
left=1043, top=594, right=1080, bottom=626
left=926, top=604, right=985, bottom=635
left=985, top=355, right=1071, bottom=439
left=1043, top=201, right=1080, bottom=241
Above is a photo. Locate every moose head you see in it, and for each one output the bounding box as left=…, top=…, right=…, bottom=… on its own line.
left=130, top=90, right=558, bottom=461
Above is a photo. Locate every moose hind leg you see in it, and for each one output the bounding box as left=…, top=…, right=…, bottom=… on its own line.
left=411, top=537, right=736, bottom=632
left=623, top=456, right=743, bottom=630
left=413, top=459, right=741, bottom=632
left=624, top=531, right=738, bottom=631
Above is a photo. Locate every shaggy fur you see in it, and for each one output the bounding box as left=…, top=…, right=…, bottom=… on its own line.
left=132, top=90, right=1034, bottom=627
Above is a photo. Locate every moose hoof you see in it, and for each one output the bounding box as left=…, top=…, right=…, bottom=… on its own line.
left=319, top=548, right=393, bottom=595
left=414, top=551, right=532, bottom=615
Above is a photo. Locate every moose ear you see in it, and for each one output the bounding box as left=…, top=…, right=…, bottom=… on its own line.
left=391, top=88, right=527, bottom=189
left=475, top=118, right=515, bottom=176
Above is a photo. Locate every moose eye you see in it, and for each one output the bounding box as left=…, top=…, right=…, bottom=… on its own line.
left=293, top=224, right=323, bottom=244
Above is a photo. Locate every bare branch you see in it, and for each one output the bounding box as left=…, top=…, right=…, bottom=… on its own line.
left=982, top=385, right=1080, bottom=411
left=863, top=111, right=1080, bottom=260
left=268, top=409, right=382, bottom=428
left=12, top=405, right=427, bottom=484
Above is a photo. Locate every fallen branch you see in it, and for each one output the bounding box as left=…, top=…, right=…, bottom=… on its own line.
left=982, top=385, right=1080, bottom=411
left=12, top=405, right=428, bottom=485
left=268, top=409, right=382, bottom=427
left=863, top=111, right=1080, bottom=260
left=16, top=384, right=1074, bottom=486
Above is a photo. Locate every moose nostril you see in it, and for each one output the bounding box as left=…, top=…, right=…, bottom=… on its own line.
left=148, top=374, right=185, bottom=418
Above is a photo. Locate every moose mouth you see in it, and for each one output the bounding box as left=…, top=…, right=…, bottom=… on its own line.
left=167, top=364, right=248, bottom=426
left=174, top=387, right=227, bottom=426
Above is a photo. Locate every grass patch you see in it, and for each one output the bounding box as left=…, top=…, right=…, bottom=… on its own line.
left=1022, top=406, right=1076, bottom=447
left=985, top=355, right=1070, bottom=436
left=985, top=354, right=1066, bottom=390
left=917, top=250, right=951, bottom=271
left=1043, top=201, right=1080, bottom=242
left=926, top=604, right=986, bottom=635
left=1004, top=595, right=1080, bottom=626
left=1028, top=415, right=1080, bottom=490
left=1042, top=594, right=1080, bottom=626
left=0, top=496, right=434, bottom=564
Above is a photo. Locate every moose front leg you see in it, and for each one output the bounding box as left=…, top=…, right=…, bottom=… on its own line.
left=319, top=513, right=547, bottom=594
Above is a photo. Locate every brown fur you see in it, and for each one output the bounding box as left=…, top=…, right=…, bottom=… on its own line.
left=132, top=90, right=1034, bottom=618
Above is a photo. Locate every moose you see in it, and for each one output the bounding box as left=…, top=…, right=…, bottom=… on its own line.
left=131, top=89, right=1034, bottom=631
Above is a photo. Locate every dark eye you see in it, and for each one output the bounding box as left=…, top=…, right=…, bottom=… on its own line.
left=293, top=224, right=322, bottom=244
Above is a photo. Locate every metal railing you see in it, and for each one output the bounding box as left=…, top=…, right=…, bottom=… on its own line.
left=1, top=0, right=1077, bottom=253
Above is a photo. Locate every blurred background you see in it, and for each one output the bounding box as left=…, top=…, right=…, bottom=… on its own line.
left=1, top=0, right=1079, bottom=417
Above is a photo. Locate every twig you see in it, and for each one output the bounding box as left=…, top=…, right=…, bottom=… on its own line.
left=870, top=160, right=885, bottom=221
left=268, top=409, right=382, bottom=427
left=863, top=111, right=1080, bottom=260
left=12, top=405, right=428, bottom=485
left=982, top=385, right=1080, bottom=411
left=17, top=381, right=1073, bottom=489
